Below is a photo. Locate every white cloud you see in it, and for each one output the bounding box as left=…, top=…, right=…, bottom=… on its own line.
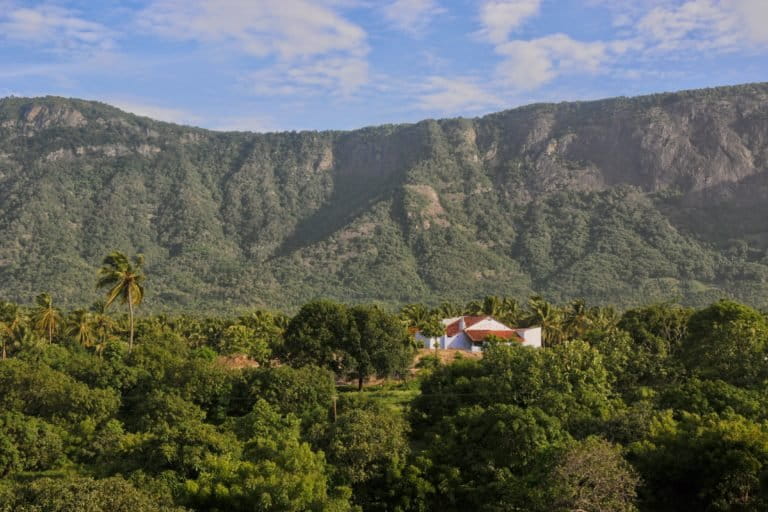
left=495, top=34, right=614, bottom=90
left=140, top=0, right=370, bottom=96
left=140, top=0, right=367, bottom=59
left=0, top=4, right=114, bottom=52
left=637, top=0, right=739, bottom=53
left=247, top=56, right=369, bottom=97
left=416, top=77, right=504, bottom=113
left=477, top=0, right=541, bottom=44
left=382, top=0, right=443, bottom=35
left=596, top=0, right=768, bottom=54
left=737, top=0, right=768, bottom=44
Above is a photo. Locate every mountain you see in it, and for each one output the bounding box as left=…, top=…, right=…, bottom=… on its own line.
left=1, top=83, right=768, bottom=311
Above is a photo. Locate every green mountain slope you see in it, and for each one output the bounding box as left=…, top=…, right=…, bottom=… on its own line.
left=1, top=83, right=768, bottom=310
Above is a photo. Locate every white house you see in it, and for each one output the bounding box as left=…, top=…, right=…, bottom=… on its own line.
left=415, top=315, right=542, bottom=352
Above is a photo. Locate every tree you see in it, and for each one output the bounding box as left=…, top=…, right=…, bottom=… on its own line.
left=325, top=401, right=409, bottom=486
left=90, top=301, right=116, bottom=358
left=437, top=301, right=462, bottom=318
left=526, top=296, right=564, bottom=347
left=283, top=300, right=350, bottom=370
left=500, top=297, right=523, bottom=326
left=630, top=411, right=768, bottom=511
left=549, top=437, right=639, bottom=512
left=97, top=251, right=145, bottom=352
left=400, top=303, right=432, bottom=330
left=419, top=315, right=445, bottom=346
left=424, top=403, right=569, bottom=511
left=5, top=475, right=184, bottom=512
left=67, top=309, right=94, bottom=348
left=219, top=324, right=271, bottom=364
left=563, top=299, right=592, bottom=339
left=185, top=400, right=351, bottom=512
left=680, top=300, right=768, bottom=387
left=344, top=305, right=414, bottom=390
left=33, top=292, right=61, bottom=344
left=0, top=302, right=25, bottom=360
left=465, top=295, right=503, bottom=317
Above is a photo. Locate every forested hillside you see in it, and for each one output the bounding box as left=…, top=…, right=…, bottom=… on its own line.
left=2, top=83, right=768, bottom=310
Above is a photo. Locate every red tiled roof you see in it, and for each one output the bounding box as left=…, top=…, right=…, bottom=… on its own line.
left=465, top=330, right=523, bottom=343
left=445, top=316, right=487, bottom=337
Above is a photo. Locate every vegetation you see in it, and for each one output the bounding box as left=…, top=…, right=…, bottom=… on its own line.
left=4, top=258, right=768, bottom=510
left=2, top=84, right=768, bottom=311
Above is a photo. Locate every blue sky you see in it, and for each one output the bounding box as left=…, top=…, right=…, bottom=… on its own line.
left=1, top=0, right=767, bottom=132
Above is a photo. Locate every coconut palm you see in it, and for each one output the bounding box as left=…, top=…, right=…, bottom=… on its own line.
left=399, top=304, right=432, bottom=330
left=590, top=306, right=620, bottom=334
left=97, top=251, right=145, bottom=352
left=527, top=296, right=564, bottom=347
left=67, top=309, right=94, bottom=348
left=437, top=302, right=463, bottom=318
left=33, top=293, right=61, bottom=344
left=0, top=321, right=9, bottom=360
left=563, top=299, right=593, bottom=339
left=466, top=296, right=507, bottom=318
left=500, top=297, right=523, bottom=326
left=89, top=300, right=116, bottom=355
left=0, top=303, right=29, bottom=358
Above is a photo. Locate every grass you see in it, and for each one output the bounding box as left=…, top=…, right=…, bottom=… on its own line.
left=337, top=379, right=421, bottom=412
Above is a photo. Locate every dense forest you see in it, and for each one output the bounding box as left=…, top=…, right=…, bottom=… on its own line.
left=2, top=82, right=768, bottom=310
left=4, top=255, right=768, bottom=511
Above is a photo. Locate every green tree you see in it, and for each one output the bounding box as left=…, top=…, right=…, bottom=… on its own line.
left=283, top=300, right=350, bottom=370
left=66, top=309, right=94, bottom=348
left=563, top=299, right=592, bottom=339
left=680, top=300, right=768, bottom=387
left=424, top=403, right=569, bottom=511
left=90, top=301, right=116, bottom=358
left=549, top=437, right=639, bottom=512
left=345, top=305, right=414, bottom=390
left=185, top=400, right=351, bottom=512
left=4, top=476, right=183, bottom=512
left=0, top=412, right=65, bottom=476
left=630, top=411, right=768, bottom=511
left=219, top=324, right=271, bottom=364
left=33, top=292, right=61, bottom=344
left=325, top=401, right=409, bottom=486
left=526, top=296, right=564, bottom=347
left=97, top=251, right=145, bottom=352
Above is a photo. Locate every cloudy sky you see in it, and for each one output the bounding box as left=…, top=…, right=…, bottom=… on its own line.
left=1, top=0, right=766, bottom=131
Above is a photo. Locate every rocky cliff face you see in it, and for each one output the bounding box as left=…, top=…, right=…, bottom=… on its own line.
left=1, top=83, right=767, bottom=310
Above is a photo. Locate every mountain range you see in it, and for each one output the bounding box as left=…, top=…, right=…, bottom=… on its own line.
left=1, top=83, right=767, bottom=311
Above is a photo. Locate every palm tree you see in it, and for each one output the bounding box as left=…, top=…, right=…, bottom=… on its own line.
left=0, top=321, right=9, bottom=360
left=589, top=306, right=620, bottom=334
left=563, top=299, right=592, bottom=339
left=399, top=304, right=432, bottom=330
left=437, top=302, right=462, bottom=318
left=466, top=296, right=505, bottom=317
left=33, top=293, right=61, bottom=344
left=500, top=297, right=523, bottom=326
left=67, top=309, right=94, bottom=348
left=90, top=307, right=115, bottom=359
left=0, top=303, right=29, bottom=358
left=97, top=251, right=145, bottom=352
left=526, top=296, right=564, bottom=347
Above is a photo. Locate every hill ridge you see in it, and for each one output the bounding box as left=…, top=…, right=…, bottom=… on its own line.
left=1, top=82, right=767, bottom=310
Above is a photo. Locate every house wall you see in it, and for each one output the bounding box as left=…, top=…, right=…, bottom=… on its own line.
left=417, top=326, right=542, bottom=351
left=446, top=332, right=472, bottom=350
left=415, top=332, right=472, bottom=350
left=516, top=327, right=542, bottom=348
